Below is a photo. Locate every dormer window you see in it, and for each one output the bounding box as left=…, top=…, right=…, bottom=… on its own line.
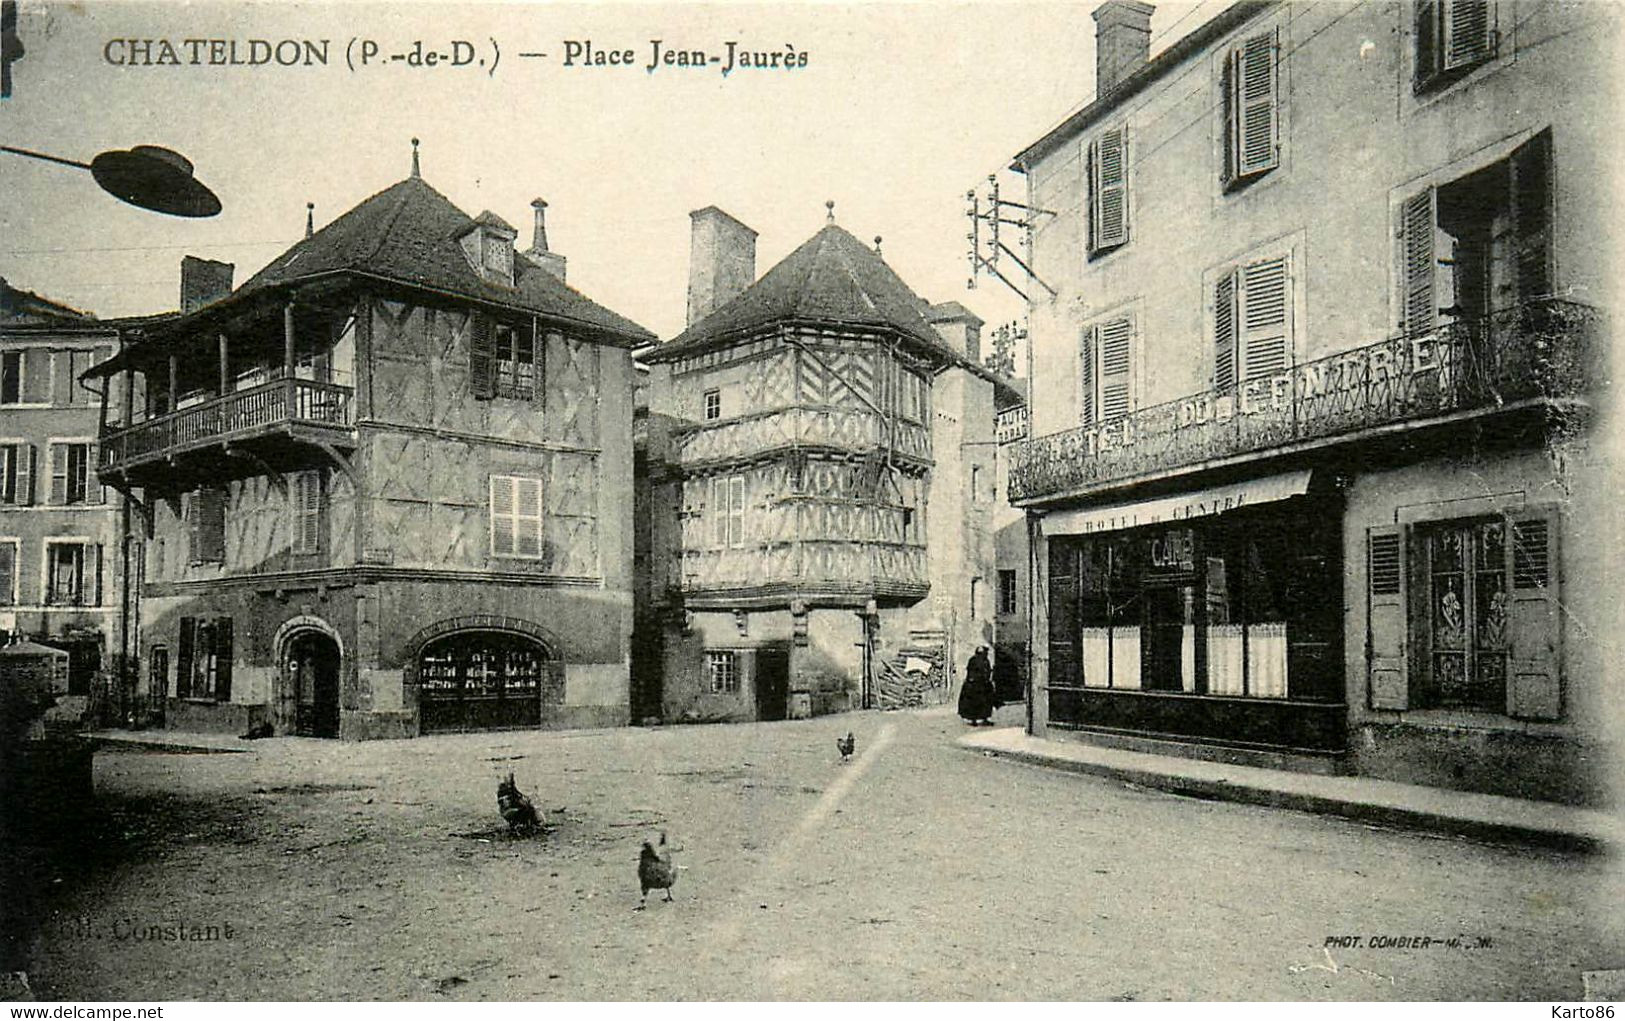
left=459, top=211, right=518, bottom=287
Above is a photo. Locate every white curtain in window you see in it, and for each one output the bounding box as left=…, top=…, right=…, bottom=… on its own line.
left=1248, top=621, right=1289, bottom=698
left=1112, top=626, right=1142, bottom=690
left=1081, top=628, right=1111, bottom=689
left=1182, top=625, right=1197, bottom=692
left=1207, top=624, right=1245, bottom=695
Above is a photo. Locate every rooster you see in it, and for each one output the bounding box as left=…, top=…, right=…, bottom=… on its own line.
left=496, top=772, right=540, bottom=837
left=836, top=731, right=856, bottom=763
left=636, top=832, right=677, bottom=909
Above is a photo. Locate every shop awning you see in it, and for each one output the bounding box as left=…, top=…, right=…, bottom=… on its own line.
left=1041, top=469, right=1312, bottom=536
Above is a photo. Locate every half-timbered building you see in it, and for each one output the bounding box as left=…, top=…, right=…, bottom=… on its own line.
left=1008, top=0, right=1613, bottom=803
left=87, top=155, right=653, bottom=738
left=638, top=207, right=1018, bottom=722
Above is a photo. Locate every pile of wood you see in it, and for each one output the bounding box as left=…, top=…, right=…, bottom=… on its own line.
left=874, top=645, right=947, bottom=710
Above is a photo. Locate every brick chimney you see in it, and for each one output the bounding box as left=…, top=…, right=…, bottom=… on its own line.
left=927, top=302, right=985, bottom=363
left=527, top=198, right=567, bottom=282
left=686, top=206, right=757, bottom=328
left=1093, top=0, right=1155, bottom=97
left=180, top=255, right=234, bottom=313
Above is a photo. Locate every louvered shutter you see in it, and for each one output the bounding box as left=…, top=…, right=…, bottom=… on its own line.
left=469, top=313, right=495, bottom=400
left=1232, top=30, right=1279, bottom=180
left=1507, top=508, right=1561, bottom=720
left=1214, top=272, right=1238, bottom=391
left=1367, top=525, right=1409, bottom=710
left=1090, top=126, right=1129, bottom=252
left=1239, top=256, right=1290, bottom=380
left=729, top=475, right=746, bottom=547
left=49, top=443, right=67, bottom=505
left=517, top=477, right=542, bottom=557
left=176, top=617, right=196, bottom=699
left=213, top=617, right=233, bottom=702
left=1443, top=0, right=1492, bottom=72
left=92, top=544, right=103, bottom=607
left=1098, top=317, right=1134, bottom=422
left=1401, top=188, right=1437, bottom=337
left=490, top=475, right=515, bottom=555
left=1511, top=132, right=1552, bottom=302
left=293, top=472, right=321, bottom=554
left=1080, top=327, right=1098, bottom=425
left=16, top=443, right=34, bottom=505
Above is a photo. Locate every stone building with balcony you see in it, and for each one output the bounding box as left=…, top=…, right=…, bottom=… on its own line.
left=637, top=206, right=1020, bottom=722
left=86, top=155, right=653, bottom=739
left=0, top=280, right=125, bottom=722
left=1009, top=0, right=1614, bottom=802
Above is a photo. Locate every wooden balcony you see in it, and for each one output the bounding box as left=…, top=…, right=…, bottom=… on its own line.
left=1010, top=299, right=1603, bottom=504
left=672, top=406, right=932, bottom=470
left=99, top=377, right=355, bottom=485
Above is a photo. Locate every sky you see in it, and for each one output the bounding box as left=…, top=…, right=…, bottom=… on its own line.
left=1, top=0, right=1221, bottom=362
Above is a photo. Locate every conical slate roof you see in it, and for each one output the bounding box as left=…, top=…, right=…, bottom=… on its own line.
left=237, top=175, right=652, bottom=343
left=646, top=223, right=953, bottom=361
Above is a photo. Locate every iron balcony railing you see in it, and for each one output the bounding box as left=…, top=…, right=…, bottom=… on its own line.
left=99, top=377, right=355, bottom=471
left=1009, top=299, right=1602, bottom=503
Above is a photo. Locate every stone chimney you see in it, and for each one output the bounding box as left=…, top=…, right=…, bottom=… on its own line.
left=527, top=198, right=567, bottom=282
left=1093, top=0, right=1155, bottom=97
left=180, top=255, right=234, bottom=313
left=927, top=302, right=985, bottom=363
left=686, top=206, right=757, bottom=328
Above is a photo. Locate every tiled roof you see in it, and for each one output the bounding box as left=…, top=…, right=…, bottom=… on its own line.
left=0, top=277, right=96, bottom=327
left=646, top=223, right=953, bottom=361
left=238, top=175, right=652, bottom=343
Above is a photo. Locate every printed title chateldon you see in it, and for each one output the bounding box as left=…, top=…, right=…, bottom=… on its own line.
left=100, top=37, right=811, bottom=75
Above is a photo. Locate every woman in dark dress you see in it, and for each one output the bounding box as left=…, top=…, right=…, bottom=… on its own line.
left=958, top=645, right=996, bottom=725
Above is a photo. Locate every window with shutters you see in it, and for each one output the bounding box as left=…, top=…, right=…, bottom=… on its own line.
left=0, top=539, right=17, bottom=606
left=1398, top=131, right=1552, bottom=338
left=471, top=316, right=539, bottom=401
left=188, top=487, right=226, bottom=565
left=710, top=473, right=746, bottom=549
left=0, top=442, right=32, bottom=505
left=1086, top=124, right=1130, bottom=256
left=1369, top=510, right=1561, bottom=718
left=44, top=540, right=99, bottom=606
left=48, top=441, right=97, bottom=505
left=290, top=470, right=324, bottom=555
left=1081, top=315, right=1136, bottom=426
left=1414, top=0, right=1497, bottom=94
left=1, top=351, right=22, bottom=405
left=490, top=474, right=545, bottom=558
left=1212, top=252, right=1293, bottom=390
left=1220, top=28, right=1280, bottom=189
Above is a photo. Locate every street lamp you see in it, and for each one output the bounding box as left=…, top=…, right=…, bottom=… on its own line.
left=1, top=143, right=221, bottom=217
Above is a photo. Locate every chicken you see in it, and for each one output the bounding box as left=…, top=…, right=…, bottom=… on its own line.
left=836, top=731, right=856, bottom=762
left=496, top=772, right=540, bottom=836
left=636, top=832, right=677, bottom=909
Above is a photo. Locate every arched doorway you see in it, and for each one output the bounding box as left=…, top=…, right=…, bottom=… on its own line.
left=417, top=630, right=553, bottom=734
left=285, top=631, right=341, bottom=738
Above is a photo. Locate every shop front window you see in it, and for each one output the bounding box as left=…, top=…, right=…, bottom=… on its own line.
left=1420, top=518, right=1509, bottom=711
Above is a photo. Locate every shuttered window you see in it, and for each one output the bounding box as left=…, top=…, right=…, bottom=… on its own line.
left=1399, top=188, right=1438, bottom=338
left=0, top=443, right=33, bottom=505
left=1082, top=316, right=1135, bottom=425
left=44, top=541, right=100, bottom=607
left=291, top=470, right=323, bottom=555
left=1213, top=254, right=1292, bottom=388
left=490, top=474, right=545, bottom=558
left=1415, top=0, right=1496, bottom=93
left=0, top=540, right=17, bottom=606
left=711, top=474, right=746, bottom=548
left=1087, top=124, right=1130, bottom=255
left=1366, top=526, right=1409, bottom=710
left=470, top=314, right=495, bottom=399
left=188, top=488, right=226, bottom=564
left=1222, top=28, right=1279, bottom=188
left=48, top=443, right=98, bottom=506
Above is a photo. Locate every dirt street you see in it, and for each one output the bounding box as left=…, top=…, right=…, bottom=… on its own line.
left=20, top=706, right=1624, bottom=1000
